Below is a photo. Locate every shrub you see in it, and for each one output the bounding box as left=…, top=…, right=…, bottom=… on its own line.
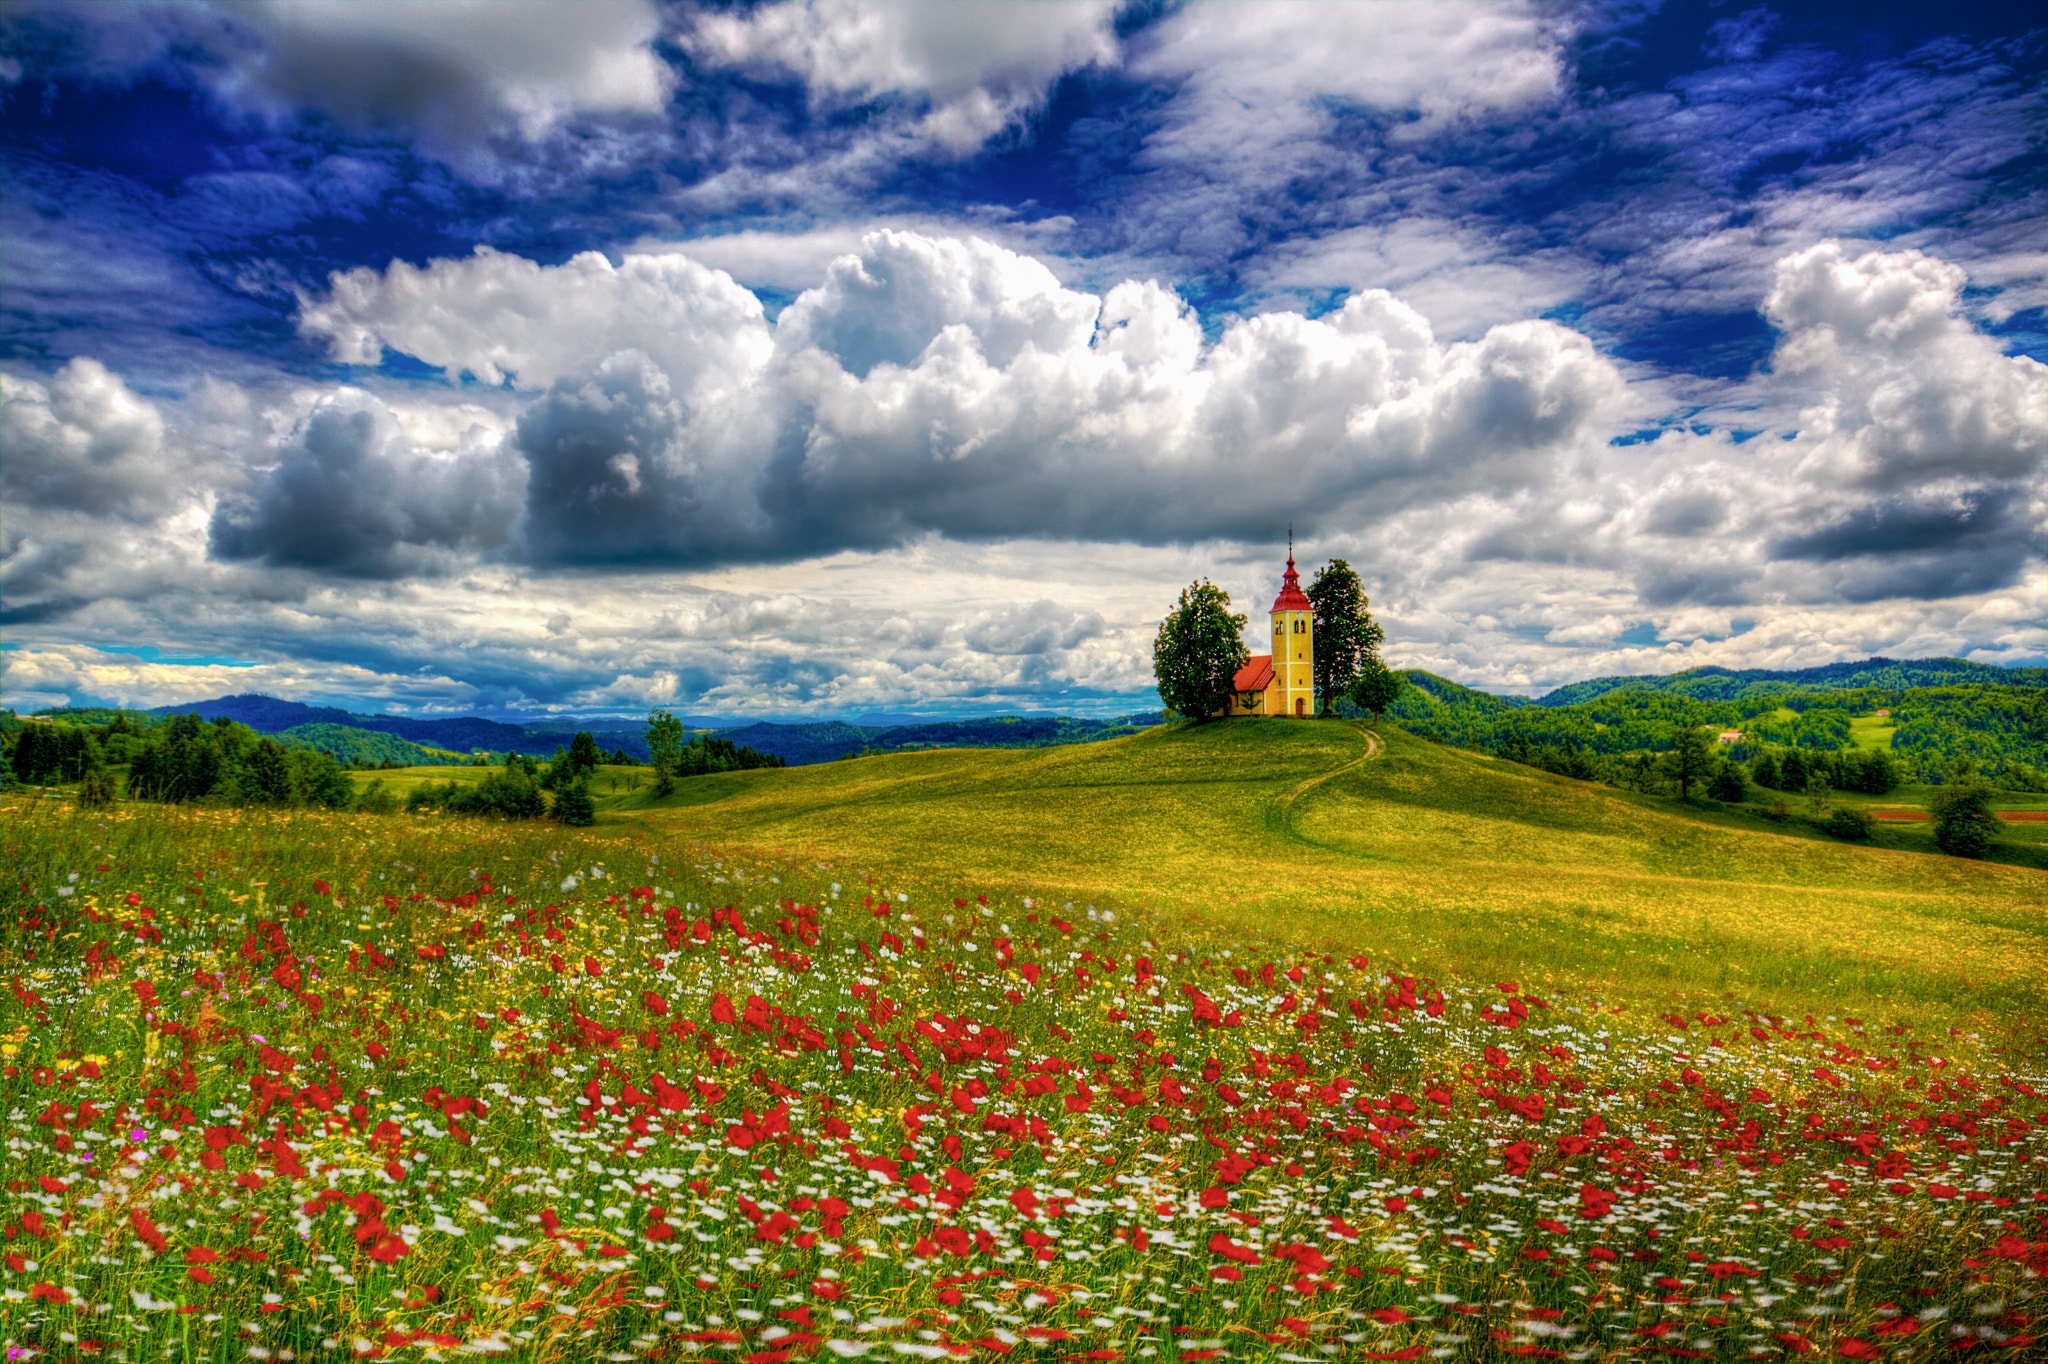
left=1705, top=760, right=1747, bottom=802
left=1823, top=806, right=1874, bottom=841
left=77, top=766, right=117, bottom=809
left=358, top=779, right=399, bottom=815
left=1931, top=771, right=2000, bottom=858
left=458, top=765, right=548, bottom=819
left=406, top=781, right=451, bottom=813
left=1346, top=657, right=1406, bottom=720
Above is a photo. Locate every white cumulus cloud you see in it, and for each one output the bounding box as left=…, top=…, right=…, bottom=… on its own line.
left=686, top=0, right=1119, bottom=153
left=298, top=245, right=774, bottom=391
left=2, top=358, right=178, bottom=520
left=286, top=229, right=1628, bottom=567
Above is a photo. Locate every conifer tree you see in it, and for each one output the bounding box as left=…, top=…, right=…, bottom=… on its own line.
left=554, top=778, right=596, bottom=827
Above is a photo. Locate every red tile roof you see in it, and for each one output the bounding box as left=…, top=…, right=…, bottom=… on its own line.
left=1233, top=655, right=1274, bottom=692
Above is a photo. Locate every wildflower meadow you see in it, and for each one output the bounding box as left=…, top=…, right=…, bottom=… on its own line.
left=2, top=799, right=2044, bottom=1363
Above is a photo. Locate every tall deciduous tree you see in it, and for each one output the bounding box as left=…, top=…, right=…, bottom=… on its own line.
left=1306, top=560, right=1384, bottom=715
left=646, top=709, right=685, bottom=795
left=1664, top=725, right=1716, bottom=799
left=1153, top=580, right=1248, bottom=722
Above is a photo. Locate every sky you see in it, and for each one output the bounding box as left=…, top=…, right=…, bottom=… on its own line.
left=2, top=0, right=2043, bottom=720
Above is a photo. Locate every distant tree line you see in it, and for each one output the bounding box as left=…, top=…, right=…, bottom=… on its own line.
left=643, top=710, right=785, bottom=795
left=126, top=713, right=354, bottom=807
left=1481, top=719, right=2014, bottom=859
left=0, top=711, right=635, bottom=826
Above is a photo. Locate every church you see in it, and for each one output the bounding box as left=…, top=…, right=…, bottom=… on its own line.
left=1222, top=549, right=1315, bottom=717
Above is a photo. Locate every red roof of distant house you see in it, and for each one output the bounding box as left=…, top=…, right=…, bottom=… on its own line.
left=1271, top=551, right=1311, bottom=613
left=1234, top=655, right=1274, bottom=692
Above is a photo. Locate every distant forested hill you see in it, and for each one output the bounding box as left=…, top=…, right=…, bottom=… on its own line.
left=1378, top=658, right=2046, bottom=787
left=720, top=714, right=1167, bottom=767
left=38, top=653, right=2040, bottom=789
left=275, top=724, right=468, bottom=767
left=1534, top=657, right=2048, bottom=706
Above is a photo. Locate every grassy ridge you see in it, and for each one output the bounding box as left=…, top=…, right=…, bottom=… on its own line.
left=561, top=721, right=2048, bottom=1033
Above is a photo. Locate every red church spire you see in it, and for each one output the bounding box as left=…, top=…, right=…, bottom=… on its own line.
left=1271, top=529, right=1311, bottom=612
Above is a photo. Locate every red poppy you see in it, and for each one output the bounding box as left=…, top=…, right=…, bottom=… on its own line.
left=1208, top=1233, right=1261, bottom=1264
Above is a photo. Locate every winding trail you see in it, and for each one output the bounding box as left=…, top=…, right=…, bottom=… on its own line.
left=1266, top=722, right=1382, bottom=841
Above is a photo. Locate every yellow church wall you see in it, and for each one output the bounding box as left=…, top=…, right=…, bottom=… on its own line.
left=1269, top=607, right=1313, bottom=717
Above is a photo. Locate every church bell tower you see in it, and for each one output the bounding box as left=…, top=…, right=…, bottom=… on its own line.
left=1270, top=533, right=1314, bottom=717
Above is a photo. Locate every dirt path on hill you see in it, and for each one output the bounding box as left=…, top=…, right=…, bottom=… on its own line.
left=1266, top=722, right=1381, bottom=840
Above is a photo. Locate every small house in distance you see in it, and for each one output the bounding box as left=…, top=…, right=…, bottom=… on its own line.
left=1223, top=550, right=1316, bottom=718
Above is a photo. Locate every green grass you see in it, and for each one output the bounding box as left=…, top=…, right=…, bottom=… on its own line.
left=571, top=720, right=2048, bottom=1035
left=1847, top=714, right=1897, bottom=751
left=6, top=736, right=2047, bottom=1362
left=351, top=763, right=656, bottom=802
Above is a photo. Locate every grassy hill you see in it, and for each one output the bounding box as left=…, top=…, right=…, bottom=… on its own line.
left=274, top=722, right=469, bottom=766
left=1386, top=665, right=2047, bottom=786
left=14, top=733, right=2048, bottom=1359
left=576, top=719, right=2047, bottom=1031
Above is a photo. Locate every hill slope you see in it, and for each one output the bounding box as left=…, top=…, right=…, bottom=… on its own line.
left=1387, top=662, right=2047, bottom=784
left=615, top=719, right=2047, bottom=1027
left=1534, top=655, right=2048, bottom=705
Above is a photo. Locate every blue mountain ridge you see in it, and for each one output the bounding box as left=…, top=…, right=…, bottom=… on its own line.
left=140, top=695, right=659, bottom=758
left=140, top=694, right=1166, bottom=765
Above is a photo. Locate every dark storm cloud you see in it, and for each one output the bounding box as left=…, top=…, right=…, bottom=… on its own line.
left=1773, top=487, right=2026, bottom=563
left=514, top=350, right=766, bottom=568
left=209, top=396, right=523, bottom=577
left=1776, top=544, right=2035, bottom=605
